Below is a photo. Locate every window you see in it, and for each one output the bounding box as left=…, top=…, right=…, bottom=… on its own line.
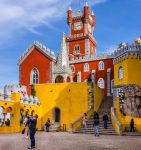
left=118, top=66, right=123, bottom=80
left=74, top=45, right=80, bottom=54
left=70, top=65, right=75, bottom=73
left=30, top=68, right=39, bottom=84
left=77, top=72, right=81, bottom=82
left=84, top=63, right=89, bottom=72
left=97, top=78, right=104, bottom=89
left=98, top=61, right=104, bottom=70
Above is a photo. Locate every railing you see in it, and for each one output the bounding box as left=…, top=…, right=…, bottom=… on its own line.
left=111, top=107, right=122, bottom=135
left=0, top=94, right=13, bottom=102
left=70, top=106, right=93, bottom=133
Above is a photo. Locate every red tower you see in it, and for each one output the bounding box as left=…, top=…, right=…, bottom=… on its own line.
left=67, top=3, right=114, bottom=96
left=66, top=2, right=96, bottom=59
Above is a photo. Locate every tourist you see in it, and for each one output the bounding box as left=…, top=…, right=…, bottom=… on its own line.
left=5, top=118, right=10, bottom=126
left=27, top=114, right=37, bottom=149
left=82, top=113, right=88, bottom=128
left=103, top=113, right=109, bottom=129
left=93, top=111, right=99, bottom=120
left=45, top=118, right=51, bottom=132
left=93, top=111, right=100, bottom=136
left=130, top=118, right=135, bottom=132
left=24, top=116, right=30, bottom=138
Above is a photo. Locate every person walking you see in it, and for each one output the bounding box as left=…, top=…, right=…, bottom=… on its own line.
left=45, top=118, right=51, bottom=132
left=103, top=113, right=109, bottom=129
left=93, top=111, right=99, bottom=120
left=82, top=113, right=88, bottom=128
left=130, top=118, right=135, bottom=132
left=93, top=111, right=100, bottom=137
left=27, top=115, right=37, bottom=149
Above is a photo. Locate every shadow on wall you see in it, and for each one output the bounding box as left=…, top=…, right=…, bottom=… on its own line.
left=34, top=82, right=89, bottom=131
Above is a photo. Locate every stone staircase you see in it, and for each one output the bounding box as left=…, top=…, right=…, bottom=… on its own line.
left=75, top=115, right=117, bottom=135
left=75, top=96, right=118, bottom=135
left=49, top=123, right=60, bottom=132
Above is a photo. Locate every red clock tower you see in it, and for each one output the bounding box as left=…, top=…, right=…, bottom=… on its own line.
left=66, top=2, right=97, bottom=59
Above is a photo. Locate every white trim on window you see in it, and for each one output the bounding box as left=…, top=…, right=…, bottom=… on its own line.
left=118, top=66, right=123, bottom=80
left=98, top=61, right=104, bottom=70
left=70, top=65, right=75, bottom=73
left=97, top=78, right=104, bottom=89
left=84, top=63, right=89, bottom=72
left=77, top=71, right=81, bottom=82
left=30, top=68, right=39, bottom=84
left=74, top=45, right=80, bottom=55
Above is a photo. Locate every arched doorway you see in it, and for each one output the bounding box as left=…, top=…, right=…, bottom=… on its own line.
left=53, top=108, right=60, bottom=123
left=67, top=76, right=70, bottom=82
left=55, top=75, right=64, bottom=83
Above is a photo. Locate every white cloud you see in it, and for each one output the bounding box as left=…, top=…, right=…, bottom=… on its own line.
left=93, top=0, right=108, bottom=5
left=0, top=0, right=108, bottom=46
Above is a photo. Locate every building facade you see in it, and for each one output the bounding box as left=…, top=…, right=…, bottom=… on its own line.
left=18, top=3, right=114, bottom=96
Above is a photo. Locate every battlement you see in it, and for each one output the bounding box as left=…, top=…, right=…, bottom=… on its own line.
left=18, top=41, right=56, bottom=65
left=72, top=11, right=83, bottom=18
left=113, top=42, right=141, bottom=64
left=69, top=53, right=113, bottom=64
left=0, top=84, right=40, bottom=105
left=114, top=43, right=141, bottom=58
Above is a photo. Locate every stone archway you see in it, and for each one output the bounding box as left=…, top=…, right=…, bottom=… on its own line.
left=55, top=75, right=64, bottom=83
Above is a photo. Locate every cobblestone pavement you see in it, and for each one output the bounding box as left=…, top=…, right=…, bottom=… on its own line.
left=0, top=132, right=141, bottom=150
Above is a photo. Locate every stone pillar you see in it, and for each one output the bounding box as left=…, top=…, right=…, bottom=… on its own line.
left=91, top=70, right=96, bottom=84
left=107, top=68, right=111, bottom=96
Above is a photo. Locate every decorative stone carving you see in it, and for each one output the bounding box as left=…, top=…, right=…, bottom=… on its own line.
left=52, top=33, right=72, bottom=83
left=118, top=85, right=141, bottom=117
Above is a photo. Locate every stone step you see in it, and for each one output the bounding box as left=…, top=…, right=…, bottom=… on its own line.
left=75, top=131, right=118, bottom=135
left=79, top=128, right=115, bottom=131
left=122, top=132, right=141, bottom=136
left=80, top=127, right=114, bottom=130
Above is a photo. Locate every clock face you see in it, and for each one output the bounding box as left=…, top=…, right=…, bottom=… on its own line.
left=74, top=22, right=82, bottom=31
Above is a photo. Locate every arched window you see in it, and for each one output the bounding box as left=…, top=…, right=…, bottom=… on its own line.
left=118, top=66, right=123, bottom=80
left=74, top=45, right=80, bottom=54
left=30, top=68, right=39, bottom=84
left=70, top=65, right=75, bottom=73
left=98, top=61, right=104, bottom=70
left=77, top=72, right=81, bottom=82
left=84, top=63, right=89, bottom=72
left=97, top=78, right=104, bottom=89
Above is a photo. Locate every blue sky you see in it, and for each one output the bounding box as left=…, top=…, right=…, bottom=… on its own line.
left=0, top=0, right=141, bottom=88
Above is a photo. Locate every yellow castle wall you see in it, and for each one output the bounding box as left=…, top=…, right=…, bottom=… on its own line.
left=34, top=82, right=89, bottom=131
left=0, top=83, right=107, bottom=133
left=0, top=93, right=20, bottom=133
left=114, top=57, right=141, bottom=86
left=0, top=93, right=41, bottom=134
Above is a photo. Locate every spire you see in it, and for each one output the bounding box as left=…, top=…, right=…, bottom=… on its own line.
left=68, top=6, right=72, bottom=11
left=91, top=11, right=94, bottom=16
left=85, top=1, right=88, bottom=6
left=53, top=32, right=71, bottom=74
left=58, top=32, right=69, bottom=67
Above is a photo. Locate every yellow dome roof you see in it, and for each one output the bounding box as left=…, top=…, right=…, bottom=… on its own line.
left=135, top=38, right=141, bottom=44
